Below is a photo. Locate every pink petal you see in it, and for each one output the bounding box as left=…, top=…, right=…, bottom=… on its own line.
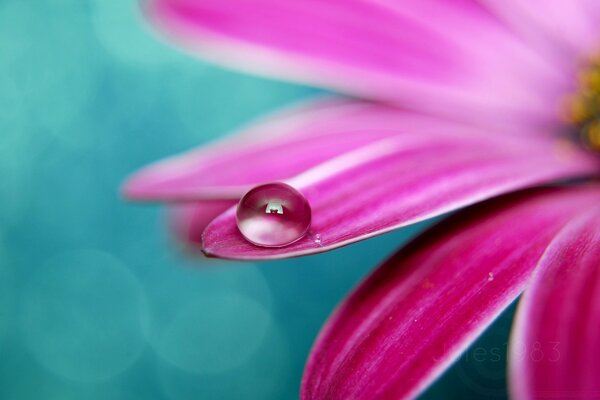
left=145, top=0, right=568, bottom=127
left=202, top=133, right=599, bottom=260
left=124, top=98, right=524, bottom=202
left=124, top=98, right=388, bottom=200
left=480, top=0, right=600, bottom=59
left=169, top=200, right=237, bottom=245
left=509, top=203, right=600, bottom=399
left=302, top=185, right=600, bottom=400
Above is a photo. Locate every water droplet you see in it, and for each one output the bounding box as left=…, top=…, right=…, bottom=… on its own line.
left=314, top=233, right=322, bottom=246
left=488, top=272, right=494, bottom=282
left=236, top=182, right=311, bottom=247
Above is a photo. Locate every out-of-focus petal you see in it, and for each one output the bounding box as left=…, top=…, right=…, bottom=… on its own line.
left=301, top=185, right=600, bottom=400
left=124, top=98, right=386, bottom=200
left=123, top=98, right=523, bottom=202
left=480, top=0, right=600, bottom=60
left=145, top=0, right=568, bottom=127
left=169, top=200, right=237, bottom=245
left=509, top=204, right=600, bottom=400
left=202, top=133, right=599, bottom=259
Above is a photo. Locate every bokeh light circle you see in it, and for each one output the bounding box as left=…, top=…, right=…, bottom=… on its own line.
left=156, top=291, right=271, bottom=374
left=20, top=250, right=147, bottom=382
left=158, top=324, right=293, bottom=400
left=141, top=259, right=272, bottom=346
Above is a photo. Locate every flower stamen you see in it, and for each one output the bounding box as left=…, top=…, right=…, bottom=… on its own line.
left=564, top=55, right=600, bottom=151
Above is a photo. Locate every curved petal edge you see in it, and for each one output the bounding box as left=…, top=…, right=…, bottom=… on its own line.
left=509, top=203, right=600, bottom=400
left=302, top=185, right=600, bottom=400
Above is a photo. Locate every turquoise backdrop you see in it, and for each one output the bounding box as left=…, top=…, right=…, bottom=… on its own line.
left=0, top=1, right=514, bottom=398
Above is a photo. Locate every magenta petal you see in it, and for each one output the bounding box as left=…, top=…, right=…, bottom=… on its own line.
left=202, top=133, right=599, bottom=259
left=509, top=203, right=600, bottom=399
left=145, top=0, right=567, bottom=127
left=481, top=0, right=600, bottom=58
left=169, top=200, right=237, bottom=245
left=123, top=99, right=513, bottom=202
left=301, top=186, right=600, bottom=400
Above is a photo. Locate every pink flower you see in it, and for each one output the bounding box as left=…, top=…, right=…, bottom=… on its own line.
left=124, top=1, right=600, bottom=398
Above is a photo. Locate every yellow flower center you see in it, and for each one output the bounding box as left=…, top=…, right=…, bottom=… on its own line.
left=564, top=55, right=600, bottom=151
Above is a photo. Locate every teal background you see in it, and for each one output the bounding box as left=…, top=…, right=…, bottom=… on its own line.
left=0, top=1, right=514, bottom=398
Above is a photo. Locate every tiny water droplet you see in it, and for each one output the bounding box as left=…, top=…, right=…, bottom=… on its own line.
left=236, top=182, right=312, bottom=247
left=314, top=233, right=322, bottom=246
left=488, top=272, right=494, bottom=282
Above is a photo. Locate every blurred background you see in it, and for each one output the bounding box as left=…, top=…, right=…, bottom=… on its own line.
left=0, top=0, right=515, bottom=398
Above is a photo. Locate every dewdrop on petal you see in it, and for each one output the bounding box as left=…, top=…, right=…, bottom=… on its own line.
left=236, top=182, right=311, bottom=247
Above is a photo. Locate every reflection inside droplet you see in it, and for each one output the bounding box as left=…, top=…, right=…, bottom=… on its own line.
left=236, top=183, right=311, bottom=247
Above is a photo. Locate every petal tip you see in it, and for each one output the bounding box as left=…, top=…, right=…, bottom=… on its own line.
left=120, top=169, right=156, bottom=202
